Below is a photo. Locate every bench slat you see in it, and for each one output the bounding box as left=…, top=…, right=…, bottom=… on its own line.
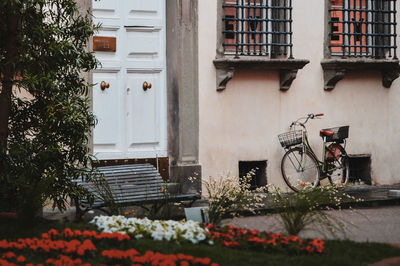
left=74, top=163, right=200, bottom=218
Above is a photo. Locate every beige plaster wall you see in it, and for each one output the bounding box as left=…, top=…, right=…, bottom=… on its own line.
left=198, top=0, right=400, bottom=188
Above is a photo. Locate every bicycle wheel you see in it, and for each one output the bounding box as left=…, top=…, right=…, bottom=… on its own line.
left=281, top=147, right=320, bottom=192
left=326, top=143, right=349, bottom=185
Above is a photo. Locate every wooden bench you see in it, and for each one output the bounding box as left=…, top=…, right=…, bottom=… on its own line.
left=73, top=163, right=200, bottom=219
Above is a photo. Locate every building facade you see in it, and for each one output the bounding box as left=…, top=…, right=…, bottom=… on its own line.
left=82, top=0, right=400, bottom=193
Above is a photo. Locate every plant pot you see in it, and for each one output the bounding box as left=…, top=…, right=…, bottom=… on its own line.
left=184, top=207, right=209, bottom=223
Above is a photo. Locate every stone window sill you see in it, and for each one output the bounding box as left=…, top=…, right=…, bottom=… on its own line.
left=213, top=57, right=310, bottom=91
left=321, top=58, right=400, bottom=90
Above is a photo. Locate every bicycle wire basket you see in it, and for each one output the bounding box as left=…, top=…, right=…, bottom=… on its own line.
left=278, top=130, right=303, bottom=148
left=322, top=126, right=349, bottom=142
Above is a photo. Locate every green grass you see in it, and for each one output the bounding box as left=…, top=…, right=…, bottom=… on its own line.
left=0, top=218, right=399, bottom=266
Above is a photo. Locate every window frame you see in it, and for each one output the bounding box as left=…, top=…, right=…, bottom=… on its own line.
left=326, top=0, right=397, bottom=59
left=221, top=0, right=293, bottom=59
left=322, top=0, right=400, bottom=90
left=214, top=0, right=309, bottom=91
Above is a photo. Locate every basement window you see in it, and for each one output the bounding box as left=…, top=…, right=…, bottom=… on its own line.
left=348, top=154, right=372, bottom=185
left=239, top=160, right=267, bottom=190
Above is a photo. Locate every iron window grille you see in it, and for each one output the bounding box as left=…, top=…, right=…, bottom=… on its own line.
left=329, top=0, right=397, bottom=59
left=222, top=0, right=293, bottom=59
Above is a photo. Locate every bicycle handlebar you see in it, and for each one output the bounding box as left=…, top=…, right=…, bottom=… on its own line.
left=290, top=113, right=324, bottom=128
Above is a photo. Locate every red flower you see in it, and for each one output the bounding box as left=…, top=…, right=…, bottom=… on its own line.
left=126, top=248, right=140, bottom=258
left=250, top=229, right=259, bottom=235
left=82, top=230, right=97, bottom=238
left=311, top=238, right=324, bottom=246
left=204, top=224, right=214, bottom=230
left=2, top=251, right=16, bottom=259
left=193, top=257, right=212, bottom=265
left=266, top=238, right=277, bottom=246
left=0, top=258, right=17, bottom=266
left=77, top=239, right=97, bottom=256
left=16, top=255, right=26, bottom=263
left=41, top=233, right=50, bottom=239
left=48, top=229, right=59, bottom=238
left=177, top=253, right=194, bottom=261
left=306, top=245, right=315, bottom=253
left=310, top=238, right=325, bottom=253
left=222, top=240, right=239, bottom=248
left=64, top=239, right=81, bottom=254
left=63, top=228, right=74, bottom=238
left=288, top=235, right=300, bottom=242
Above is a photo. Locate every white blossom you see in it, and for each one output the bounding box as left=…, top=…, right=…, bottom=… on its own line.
left=91, top=216, right=209, bottom=244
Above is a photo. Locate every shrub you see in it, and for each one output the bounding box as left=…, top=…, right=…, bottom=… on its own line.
left=204, top=170, right=266, bottom=225
left=271, top=184, right=361, bottom=236
left=0, top=0, right=98, bottom=221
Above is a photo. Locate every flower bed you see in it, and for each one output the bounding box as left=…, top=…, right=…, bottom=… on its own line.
left=91, top=216, right=208, bottom=244
left=0, top=228, right=218, bottom=266
left=205, top=224, right=325, bottom=254
left=91, top=216, right=325, bottom=254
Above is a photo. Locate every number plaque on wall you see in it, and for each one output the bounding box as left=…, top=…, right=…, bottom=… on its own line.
left=93, top=36, right=116, bottom=52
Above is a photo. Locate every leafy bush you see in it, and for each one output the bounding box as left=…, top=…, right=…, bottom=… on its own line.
left=0, top=0, right=98, bottom=221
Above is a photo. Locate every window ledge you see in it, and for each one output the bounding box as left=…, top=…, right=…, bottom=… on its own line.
left=213, top=57, right=310, bottom=91
left=321, top=59, right=400, bottom=90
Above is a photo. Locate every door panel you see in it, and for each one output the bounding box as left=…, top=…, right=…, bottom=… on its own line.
left=93, top=0, right=121, bottom=26
left=92, top=70, right=123, bottom=158
left=123, top=0, right=163, bottom=27
left=126, top=72, right=160, bottom=146
left=126, top=29, right=160, bottom=58
left=92, top=0, right=167, bottom=160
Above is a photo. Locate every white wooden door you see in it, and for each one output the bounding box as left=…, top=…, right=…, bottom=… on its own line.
left=92, top=0, right=167, bottom=160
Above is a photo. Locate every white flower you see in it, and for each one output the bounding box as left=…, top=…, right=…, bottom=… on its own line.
left=91, top=215, right=210, bottom=245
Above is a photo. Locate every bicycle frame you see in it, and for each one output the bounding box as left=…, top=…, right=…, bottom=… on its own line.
left=287, top=118, right=347, bottom=181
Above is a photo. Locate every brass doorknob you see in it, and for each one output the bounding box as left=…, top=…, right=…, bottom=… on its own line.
left=100, top=81, right=110, bottom=91
left=143, top=81, right=152, bottom=91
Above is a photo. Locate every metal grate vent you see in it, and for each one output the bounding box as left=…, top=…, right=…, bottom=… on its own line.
left=223, top=0, right=293, bottom=58
left=329, top=0, right=397, bottom=59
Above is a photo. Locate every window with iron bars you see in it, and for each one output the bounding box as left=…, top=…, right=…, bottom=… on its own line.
left=222, top=0, right=293, bottom=59
left=329, top=0, right=397, bottom=59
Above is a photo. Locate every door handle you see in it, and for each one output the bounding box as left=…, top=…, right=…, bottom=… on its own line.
left=100, top=81, right=110, bottom=91
left=143, top=81, right=152, bottom=91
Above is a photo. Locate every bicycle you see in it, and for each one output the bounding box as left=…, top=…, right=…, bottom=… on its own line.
left=278, top=113, right=350, bottom=192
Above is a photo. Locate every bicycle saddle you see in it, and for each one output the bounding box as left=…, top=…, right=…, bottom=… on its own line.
left=320, top=130, right=334, bottom=137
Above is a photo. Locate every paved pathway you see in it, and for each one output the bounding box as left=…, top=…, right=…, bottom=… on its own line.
left=222, top=206, right=400, bottom=244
